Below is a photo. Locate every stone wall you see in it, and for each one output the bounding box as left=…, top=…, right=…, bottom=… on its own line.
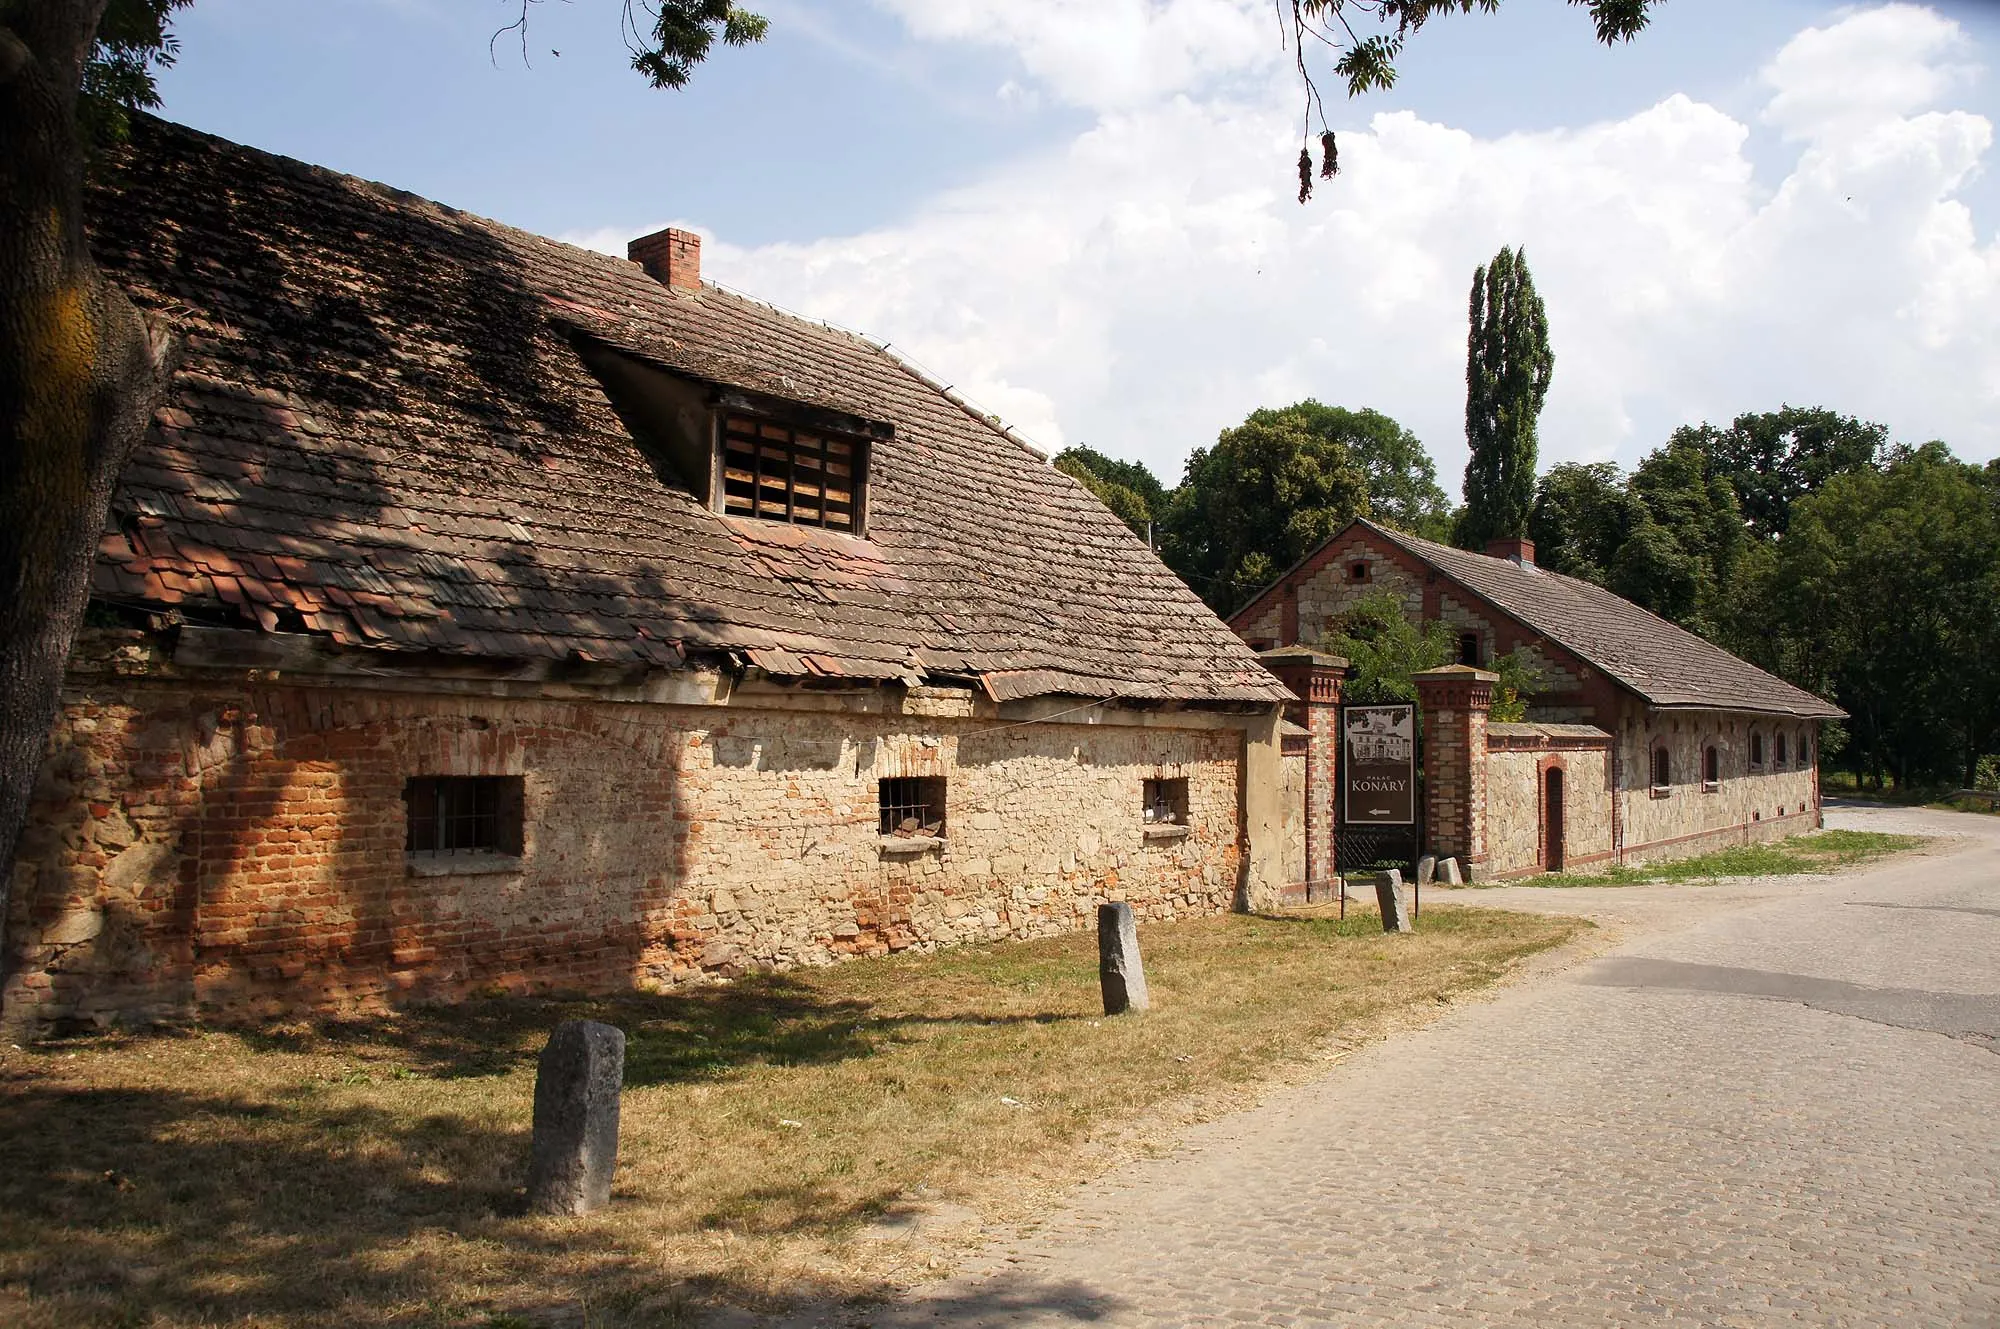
left=1277, top=745, right=1307, bottom=889
left=1615, top=707, right=1824, bottom=862
left=4, top=636, right=1254, bottom=1033
left=1483, top=736, right=1615, bottom=879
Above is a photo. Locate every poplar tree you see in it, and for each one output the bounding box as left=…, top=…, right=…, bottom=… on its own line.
left=1459, top=246, right=1553, bottom=551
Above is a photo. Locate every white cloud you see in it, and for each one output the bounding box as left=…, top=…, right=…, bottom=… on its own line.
left=868, top=0, right=1275, bottom=110
left=1761, top=2, right=1979, bottom=140
left=570, top=4, right=2000, bottom=488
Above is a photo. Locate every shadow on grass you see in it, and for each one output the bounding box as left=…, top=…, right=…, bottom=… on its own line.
left=0, top=1072, right=1113, bottom=1328
left=220, top=973, right=1082, bottom=1088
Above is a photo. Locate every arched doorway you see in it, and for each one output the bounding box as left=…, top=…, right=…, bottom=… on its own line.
left=1544, top=766, right=1565, bottom=872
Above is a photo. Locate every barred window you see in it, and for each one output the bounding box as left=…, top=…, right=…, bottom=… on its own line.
left=721, top=414, right=862, bottom=531
left=1651, top=747, right=1672, bottom=789
left=879, top=776, right=946, bottom=837
left=406, top=776, right=523, bottom=855
left=1750, top=731, right=1765, bottom=769
left=1776, top=732, right=1789, bottom=769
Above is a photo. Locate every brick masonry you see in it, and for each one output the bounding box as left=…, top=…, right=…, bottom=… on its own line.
left=3, top=633, right=1258, bottom=1034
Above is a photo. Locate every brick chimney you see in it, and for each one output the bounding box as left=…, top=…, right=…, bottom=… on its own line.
left=1485, top=535, right=1535, bottom=567
left=628, top=226, right=701, bottom=291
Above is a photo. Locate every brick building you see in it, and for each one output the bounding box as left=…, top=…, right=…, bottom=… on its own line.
left=1, top=118, right=1297, bottom=1034
left=1231, top=518, right=1844, bottom=880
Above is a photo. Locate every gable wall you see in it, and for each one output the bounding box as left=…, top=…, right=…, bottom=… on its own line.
left=4, top=633, right=1250, bottom=1034
left=1231, top=529, right=1601, bottom=718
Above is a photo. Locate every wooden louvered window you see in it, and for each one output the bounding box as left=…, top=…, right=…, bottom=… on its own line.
left=721, top=414, right=862, bottom=532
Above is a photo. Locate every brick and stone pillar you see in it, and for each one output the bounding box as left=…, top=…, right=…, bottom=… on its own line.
left=1259, top=648, right=1347, bottom=892
left=1415, top=665, right=1498, bottom=882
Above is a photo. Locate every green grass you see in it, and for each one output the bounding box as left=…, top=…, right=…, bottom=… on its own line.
left=1526, top=829, right=1923, bottom=888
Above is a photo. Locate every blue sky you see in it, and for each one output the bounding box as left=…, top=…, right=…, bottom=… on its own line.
left=156, top=2, right=2000, bottom=491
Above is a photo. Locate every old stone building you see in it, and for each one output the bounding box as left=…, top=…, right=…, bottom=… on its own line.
left=1231, top=519, right=1844, bottom=880
left=1, top=118, right=1295, bottom=1034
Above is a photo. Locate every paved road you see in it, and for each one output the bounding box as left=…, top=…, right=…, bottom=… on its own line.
left=779, top=804, right=2000, bottom=1327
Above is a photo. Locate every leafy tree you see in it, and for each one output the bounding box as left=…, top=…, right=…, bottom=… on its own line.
left=1053, top=445, right=1168, bottom=520
left=1775, top=443, right=2000, bottom=787
left=1458, top=246, right=1553, bottom=551
left=1623, top=436, right=1745, bottom=633
left=1321, top=590, right=1530, bottom=722
left=0, top=0, right=764, bottom=954
left=1669, top=406, right=1885, bottom=540
left=1528, top=461, right=1634, bottom=585
left=1054, top=449, right=1154, bottom=538
left=1161, top=409, right=1369, bottom=615
left=1262, top=401, right=1451, bottom=541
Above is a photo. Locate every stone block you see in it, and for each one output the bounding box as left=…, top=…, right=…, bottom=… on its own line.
left=1376, top=870, right=1412, bottom=933
left=1097, top=902, right=1150, bottom=1014
left=1416, top=855, right=1437, bottom=887
left=525, top=1020, right=625, bottom=1216
left=1439, top=857, right=1463, bottom=886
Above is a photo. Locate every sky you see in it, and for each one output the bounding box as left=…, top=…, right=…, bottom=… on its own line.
left=155, top=1, right=2000, bottom=497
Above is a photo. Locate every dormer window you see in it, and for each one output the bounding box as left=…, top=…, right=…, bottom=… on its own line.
left=721, top=414, right=862, bottom=532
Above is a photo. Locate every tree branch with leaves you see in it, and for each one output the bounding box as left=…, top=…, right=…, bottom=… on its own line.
left=1282, top=0, right=1659, bottom=201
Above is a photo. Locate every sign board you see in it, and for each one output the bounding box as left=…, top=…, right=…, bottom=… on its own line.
left=1342, top=704, right=1416, bottom=825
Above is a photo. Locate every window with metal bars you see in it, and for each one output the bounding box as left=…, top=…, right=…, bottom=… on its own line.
left=721, top=413, right=862, bottom=531
left=405, top=776, right=523, bottom=855
left=878, top=776, right=946, bottom=837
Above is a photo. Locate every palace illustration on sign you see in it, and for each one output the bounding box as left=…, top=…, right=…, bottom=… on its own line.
left=1346, top=707, right=1414, bottom=764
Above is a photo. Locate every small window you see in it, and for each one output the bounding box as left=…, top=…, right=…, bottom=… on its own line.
left=879, top=776, right=946, bottom=837
left=1750, top=731, right=1765, bottom=769
left=1799, top=728, right=1812, bottom=765
left=1651, top=747, right=1671, bottom=790
left=1703, top=746, right=1720, bottom=789
left=1775, top=732, right=1789, bottom=770
left=1348, top=561, right=1370, bottom=583
left=722, top=413, right=863, bottom=532
left=1143, top=777, right=1189, bottom=826
left=405, top=776, right=523, bottom=855
left=1458, top=633, right=1482, bottom=668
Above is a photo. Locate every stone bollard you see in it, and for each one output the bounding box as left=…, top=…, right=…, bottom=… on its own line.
left=1439, top=857, right=1464, bottom=886
left=1416, top=855, right=1437, bottom=888
left=525, top=1020, right=626, bottom=1216
left=1376, top=869, right=1413, bottom=934
left=1097, top=902, right=1150, bottom=1014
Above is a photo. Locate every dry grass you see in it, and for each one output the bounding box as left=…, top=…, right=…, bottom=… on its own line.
left=0, top=904, right=1580, bottom=1328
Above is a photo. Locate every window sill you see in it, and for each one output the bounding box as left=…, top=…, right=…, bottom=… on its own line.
left=1142, top=824, right=1191, bottom=843
left=879, top=835, right=944, bottom=855
left=1649, top=786, right=1672, bottom=800
left=1702, top=781, right=1720, bottom=794
left=406, top=851, right=524, bottom=878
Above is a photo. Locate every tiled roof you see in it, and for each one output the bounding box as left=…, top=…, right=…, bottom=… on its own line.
left=1358, top=520, right=1844, bottom=718
left=85, top=117, right=1287, bottom=705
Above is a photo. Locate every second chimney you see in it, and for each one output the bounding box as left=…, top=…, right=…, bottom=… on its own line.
left=628, top=226, right=701, bottom=291
left=1485, top=535, right=1536, bottom=567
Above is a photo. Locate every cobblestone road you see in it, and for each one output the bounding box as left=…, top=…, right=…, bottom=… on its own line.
left=774, top=804, right=2000, bottom=1327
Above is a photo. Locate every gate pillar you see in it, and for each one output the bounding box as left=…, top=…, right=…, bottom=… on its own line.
left=1415, top=665, right=1498, bottom=882
left=1258, top=647, right=1348, bottom=894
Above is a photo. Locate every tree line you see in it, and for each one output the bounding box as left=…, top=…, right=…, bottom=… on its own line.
left=1060, top=248, right=2000, bottom=792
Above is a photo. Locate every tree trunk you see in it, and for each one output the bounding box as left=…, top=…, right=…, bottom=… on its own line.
left=0, top=6, right=180, bottom=975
